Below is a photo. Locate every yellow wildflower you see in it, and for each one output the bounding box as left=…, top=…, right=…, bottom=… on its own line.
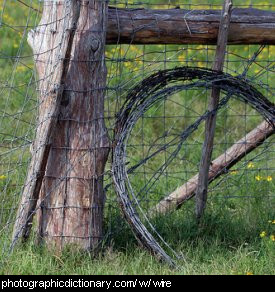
left=255, top=175, right=262, bottom=181
left=119, top=48, right=125, bottom=55
left=178, top=55, right=185, bottom=63
left=247, top=162, right=255, bottom=169
left=16, top=65, right=27, bottom=73
left=260, top=231, right=266, bottom=238
left=197, top=62, right=204, bottom=68
left=272, top=220, right=275, bottom=224
left=196, top=45, right=205, bottom=50
left=0, top=175, right=7, bottom=180
left=246, top=272, right=253, bottom=275
left=270, top=235, right=275, bottom=242
left=266, top=176, right=272, bottom=182
left=124, top=62, right=131, bottom=68
left=231, top=170, right=238, bottom=175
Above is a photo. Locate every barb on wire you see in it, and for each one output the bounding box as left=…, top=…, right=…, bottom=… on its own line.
left=112, top=66, right=274, bottom=266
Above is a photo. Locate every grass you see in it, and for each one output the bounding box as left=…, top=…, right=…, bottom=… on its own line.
left=0, top=0, right=274, bottom=275
left=0, top=197, right=274, bottom=275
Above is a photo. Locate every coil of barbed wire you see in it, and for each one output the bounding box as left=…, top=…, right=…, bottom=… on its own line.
left=112, top=66, right=275, bottom=266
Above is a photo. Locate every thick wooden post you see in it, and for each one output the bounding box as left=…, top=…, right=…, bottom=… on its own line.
left=13, top=0, right=110, bottom=251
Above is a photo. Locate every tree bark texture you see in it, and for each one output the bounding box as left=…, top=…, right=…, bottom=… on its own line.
left=13, top=0, right=110, bottom=251
left=12, top=0, right=81, bottom=245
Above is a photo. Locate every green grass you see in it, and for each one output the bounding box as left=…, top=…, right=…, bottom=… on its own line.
left=0, top=197, right=274, bottom=275
left=0, top=0, right=274, bottom=275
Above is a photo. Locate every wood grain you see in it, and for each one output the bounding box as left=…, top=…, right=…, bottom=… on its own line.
left=13, top=0, right=110, bottom=251
left=38, top=1, right=110, bottom=251
left=12, top=0, right=81, bottom=245
left=196, top=0, right=233, bottom=220
left=106, top=7, right=275, bottom=45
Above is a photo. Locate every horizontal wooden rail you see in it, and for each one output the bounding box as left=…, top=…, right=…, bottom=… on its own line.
left=107, top=7, right=275, bottom=45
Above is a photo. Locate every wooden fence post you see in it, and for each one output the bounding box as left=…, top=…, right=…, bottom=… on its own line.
left=12, top=0, right=110, bottom=251
left=196, top=0, right=233, bottom=220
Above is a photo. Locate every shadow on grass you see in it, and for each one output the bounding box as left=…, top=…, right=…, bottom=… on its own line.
left=107, top=195, right=274, bottom=253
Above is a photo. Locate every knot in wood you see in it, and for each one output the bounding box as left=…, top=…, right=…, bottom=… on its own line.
left=90, top=38, right=100, bottom=52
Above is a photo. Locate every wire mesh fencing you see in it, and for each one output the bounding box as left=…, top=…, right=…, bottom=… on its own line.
left=0, top=0, right=274, bottom=266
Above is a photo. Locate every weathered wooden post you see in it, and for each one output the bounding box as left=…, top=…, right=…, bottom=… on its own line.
left=12, top=0, right=109, bottom=250
left=196, top=0, right=233, bottom=219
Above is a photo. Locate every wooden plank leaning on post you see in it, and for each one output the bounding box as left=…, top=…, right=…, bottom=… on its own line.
left=150, top=121, right=274, bottom=216
left=12, top=0, right=82, bottom=246
left=196, top=0, right=233, bottom=220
